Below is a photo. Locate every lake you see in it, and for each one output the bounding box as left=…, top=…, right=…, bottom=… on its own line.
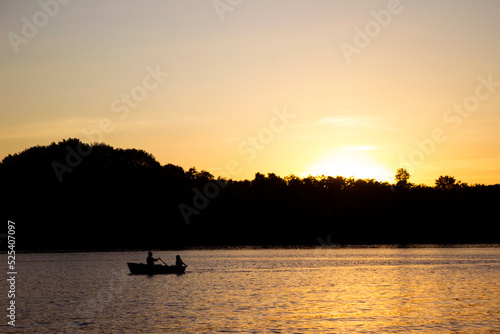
left=4, top=247, right=500, bottom=333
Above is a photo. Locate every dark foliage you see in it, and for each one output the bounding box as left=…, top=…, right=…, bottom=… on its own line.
left=2, top=139, right=499, bottom=251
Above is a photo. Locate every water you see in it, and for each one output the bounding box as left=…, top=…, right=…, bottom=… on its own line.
left=3, top=247, right=500, bottom=333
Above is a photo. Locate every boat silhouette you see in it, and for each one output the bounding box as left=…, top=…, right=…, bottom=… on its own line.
left=127, top=262, right=187, bottom=275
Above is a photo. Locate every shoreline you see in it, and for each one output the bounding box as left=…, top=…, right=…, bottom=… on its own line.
left=4, top=243, right=500, bottom=254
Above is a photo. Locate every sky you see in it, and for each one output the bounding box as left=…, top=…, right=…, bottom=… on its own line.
left=1, top=0, right=499, bottom=185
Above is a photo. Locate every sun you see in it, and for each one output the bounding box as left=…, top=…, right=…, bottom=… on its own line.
left=302, top=148, right=392, bottom=181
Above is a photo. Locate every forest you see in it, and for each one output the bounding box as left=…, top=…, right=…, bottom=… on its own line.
left=2, top=138, right=499, bottom=251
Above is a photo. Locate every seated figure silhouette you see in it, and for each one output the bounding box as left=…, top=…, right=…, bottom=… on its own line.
left=147, top=251, right=160, bottom=267
left=175, top=255, right=186, bottom=267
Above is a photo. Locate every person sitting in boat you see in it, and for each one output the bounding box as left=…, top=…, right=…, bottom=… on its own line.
left=147, top=251, right=160, bottom=267
left=175, top=255, right=186, bottom=267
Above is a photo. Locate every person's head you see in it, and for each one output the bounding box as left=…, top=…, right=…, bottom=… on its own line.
left=148, top=251, right=153, bottom=256
left=176, top=255, right=180, bottom=259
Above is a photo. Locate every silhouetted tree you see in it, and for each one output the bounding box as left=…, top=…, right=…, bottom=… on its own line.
left=2, top=138, right=499, bottom=250
left=435, top=175, right=457, bottom=190
left=395, top=168, right=411, bottom=187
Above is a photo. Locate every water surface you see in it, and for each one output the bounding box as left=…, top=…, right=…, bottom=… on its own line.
left=4, top=247, right=500, bottom=333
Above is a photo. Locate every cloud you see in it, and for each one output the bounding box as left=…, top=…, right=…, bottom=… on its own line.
left=0, top=117, right=99, bottom=141
left=316, top=113, right=396, bottom=131
left=317, top=116, right=358, bottom=127
left=340, top=146, right=377, bottom=151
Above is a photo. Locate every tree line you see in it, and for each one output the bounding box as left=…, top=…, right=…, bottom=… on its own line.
left=2, top=139, right=499, bottom=251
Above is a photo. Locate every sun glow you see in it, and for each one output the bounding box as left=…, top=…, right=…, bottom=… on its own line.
left=302, top=148, right=392, bottom=181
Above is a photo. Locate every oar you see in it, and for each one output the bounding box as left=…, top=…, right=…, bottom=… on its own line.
left=158, top=258, right=168, bottom=266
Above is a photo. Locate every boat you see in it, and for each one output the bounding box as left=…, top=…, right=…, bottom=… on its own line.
left=127, top=263, right=187, bottom=275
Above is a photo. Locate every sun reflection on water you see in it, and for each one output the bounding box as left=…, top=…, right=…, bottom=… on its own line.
left=15, top=248, right=500, bottom=333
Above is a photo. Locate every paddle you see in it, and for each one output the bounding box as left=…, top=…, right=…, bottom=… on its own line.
left=158, top=258, right=169, bottom=266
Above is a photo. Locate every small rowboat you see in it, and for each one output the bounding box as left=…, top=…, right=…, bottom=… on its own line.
left=127, top=263, right=187, bottom=275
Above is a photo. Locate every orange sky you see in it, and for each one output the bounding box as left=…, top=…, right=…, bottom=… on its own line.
left=1, top=0, right=499, bottom=185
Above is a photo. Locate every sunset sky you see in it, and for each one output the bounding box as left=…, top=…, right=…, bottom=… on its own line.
left=1, top=0, right=499, bottom=185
